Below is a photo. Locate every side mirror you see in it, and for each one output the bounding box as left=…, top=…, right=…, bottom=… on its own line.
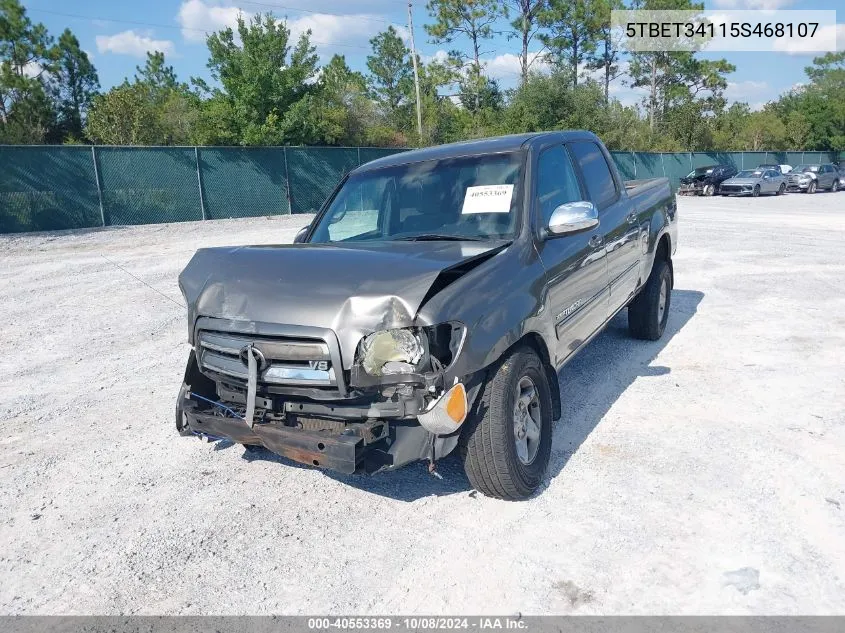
left=546, top=201, right=598, bottom=237
left=293, top=226, right=309, bottom=244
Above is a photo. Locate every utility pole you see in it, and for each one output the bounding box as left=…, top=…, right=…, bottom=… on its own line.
left=408, top=1, right=424, bottom=143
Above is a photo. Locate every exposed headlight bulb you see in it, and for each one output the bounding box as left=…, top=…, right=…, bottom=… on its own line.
left=359, top=328, right=425, bottom=376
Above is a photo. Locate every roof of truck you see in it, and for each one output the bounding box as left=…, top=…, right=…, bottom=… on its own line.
left=354, top=130, right=599, bottom=173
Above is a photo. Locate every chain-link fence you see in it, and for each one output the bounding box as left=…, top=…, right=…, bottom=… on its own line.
left=0, top=145, right=407, bottom=234
left=1, top=145, right=843, bottom=234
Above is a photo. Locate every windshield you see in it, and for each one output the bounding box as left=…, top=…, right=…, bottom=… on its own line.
left=794, top=164, right=819, bottom=173
left=309, top=153, right=524, bottom=243
left=736, top=170, right=762, bottom=178
left=687, top=167, right=714, bottom=177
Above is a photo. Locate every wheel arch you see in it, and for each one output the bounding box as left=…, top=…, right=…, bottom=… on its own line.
left=503, top=332, right=562, bottom=421
left=654, top=232, right=673, bottom=287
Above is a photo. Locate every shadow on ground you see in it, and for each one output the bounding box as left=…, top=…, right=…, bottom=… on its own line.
left=227, top=289, right=704, bottom=502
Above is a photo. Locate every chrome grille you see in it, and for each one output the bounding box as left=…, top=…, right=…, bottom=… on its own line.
left=197, top=330, right=336, bottom=387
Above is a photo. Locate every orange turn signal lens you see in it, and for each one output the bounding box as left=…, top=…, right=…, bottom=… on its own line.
left=417, top=382, right=468, bottom=435
left=445, top=382, right=467, bottom=424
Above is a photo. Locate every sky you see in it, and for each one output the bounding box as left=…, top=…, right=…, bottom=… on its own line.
left=20, top=0, right=845, bottom=112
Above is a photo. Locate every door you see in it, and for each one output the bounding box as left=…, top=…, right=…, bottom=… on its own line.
left=568, top=141, right=641, bottom=316
left=533, top=144, right=609, bottom=362
left=820, top=165, right=834, bottom=189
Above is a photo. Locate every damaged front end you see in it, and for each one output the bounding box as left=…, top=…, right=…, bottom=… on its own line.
left=176, top=317, right=475, bottom=475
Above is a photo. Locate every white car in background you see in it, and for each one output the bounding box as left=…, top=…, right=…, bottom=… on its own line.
left=758, top=163, right=792, bottom=175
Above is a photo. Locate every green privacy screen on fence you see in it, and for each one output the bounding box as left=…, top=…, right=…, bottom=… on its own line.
left=0, top=146, right=102, bottom=233
left=1, top=145, right=843, bottom=234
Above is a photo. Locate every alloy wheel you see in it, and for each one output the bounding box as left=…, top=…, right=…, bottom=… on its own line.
left=513, top=376, right=542, bottom=466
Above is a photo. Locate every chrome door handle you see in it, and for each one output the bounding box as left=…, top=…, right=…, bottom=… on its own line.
left=588, top=235, right=603, bottom=249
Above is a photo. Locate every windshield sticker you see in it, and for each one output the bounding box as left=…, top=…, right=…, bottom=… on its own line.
left=461, top=184, right=514, bottom=214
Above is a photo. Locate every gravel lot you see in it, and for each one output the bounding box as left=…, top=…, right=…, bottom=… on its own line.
left=1, top=191, right=844, bottom=615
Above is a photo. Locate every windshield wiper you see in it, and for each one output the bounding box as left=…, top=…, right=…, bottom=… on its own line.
left=392, top=234, right=486, bottom=242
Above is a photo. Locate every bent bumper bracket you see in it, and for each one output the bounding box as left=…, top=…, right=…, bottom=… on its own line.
left=186, top=409, right=364, bottom=474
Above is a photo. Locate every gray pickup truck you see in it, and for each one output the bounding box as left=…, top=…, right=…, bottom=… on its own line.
left=176, top=131, right=677, bottom=499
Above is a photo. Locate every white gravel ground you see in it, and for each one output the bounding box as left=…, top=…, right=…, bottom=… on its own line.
left=1, top=192, right=844, bottom=615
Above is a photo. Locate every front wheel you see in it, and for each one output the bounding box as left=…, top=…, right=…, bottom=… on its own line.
left=832, top=179, right=840, bottom=192
left=460, top=348, right=553, bottom=500
left=752, top=184, right=760, bottom=197
left=703, top=184, right=715, bottom=196
left=807, top=181, right=817, bottom=194
left=628, top=259, right=672, bottom=341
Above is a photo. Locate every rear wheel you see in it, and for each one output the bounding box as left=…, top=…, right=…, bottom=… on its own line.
left=777, top=183, right=785, bottom=196
left=628, top=259, right=672, bottom=341
left=460, top=347, right=553, bottom=500
left=832, top=179, right=839, bottom=192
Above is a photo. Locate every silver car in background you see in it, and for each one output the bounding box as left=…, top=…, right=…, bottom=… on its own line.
left=719, top=168, right=786, bottom=197
left=787, top=164, right=841, bottom=193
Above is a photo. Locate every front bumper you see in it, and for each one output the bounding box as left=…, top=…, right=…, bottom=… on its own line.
left=178, top=363, right=476, bottom=475
left=181, top=392, right=452, bottom=474
left=719, top=185, right=753, bottom=196
left=786, top=181, right=811, bottom=191
left=678, top=183, right=705, bottom=195
left=185, top=403, right=373, bottom=473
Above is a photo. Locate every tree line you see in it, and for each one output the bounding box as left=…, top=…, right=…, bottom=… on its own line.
left=1, top=0, right=843, bottom=151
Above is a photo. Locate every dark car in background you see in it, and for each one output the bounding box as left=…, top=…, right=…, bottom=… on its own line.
left=678, top=164, right=737, bottom=196
left=786, top=164, right=841, bottom=193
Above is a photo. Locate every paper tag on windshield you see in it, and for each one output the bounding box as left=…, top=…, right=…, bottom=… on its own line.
left=461, top=184, right=514, bottom=214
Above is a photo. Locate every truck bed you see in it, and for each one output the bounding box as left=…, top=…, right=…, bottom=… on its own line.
left=624, top=177, right=670, bottom=193
left=624, top=177, right=673, bottom=212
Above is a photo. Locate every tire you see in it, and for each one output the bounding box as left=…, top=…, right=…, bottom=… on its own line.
left=628, top=258, right=672, bottom=341
left=777, top=183, right=785, bottom=196
left=460, top=347, right=553, bottom=500
left=807, top=181, right=816, bottom=194
left=831, top=179, right=839, bottom=192
left=752, top=184, right=760, bottom=198
left=703, top=184, right=715, bottom=196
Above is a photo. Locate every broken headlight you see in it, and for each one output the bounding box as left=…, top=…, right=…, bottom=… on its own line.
left=358, top=328, right=427, bottom=376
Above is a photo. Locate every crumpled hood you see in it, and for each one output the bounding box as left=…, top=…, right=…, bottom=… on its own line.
left=680, top=173, right=711, bottom=184
left=179, top=240, right=507, bottom=364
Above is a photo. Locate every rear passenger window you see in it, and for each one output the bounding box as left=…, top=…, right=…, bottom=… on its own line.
left=568, top=141, right=619, bottom=210
left=535, top=145, right=582, bottom=226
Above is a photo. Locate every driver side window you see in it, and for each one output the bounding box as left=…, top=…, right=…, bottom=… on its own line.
left=536, top=145, right=582, bottom=226
left=326, top=178, right=386, bottom=241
